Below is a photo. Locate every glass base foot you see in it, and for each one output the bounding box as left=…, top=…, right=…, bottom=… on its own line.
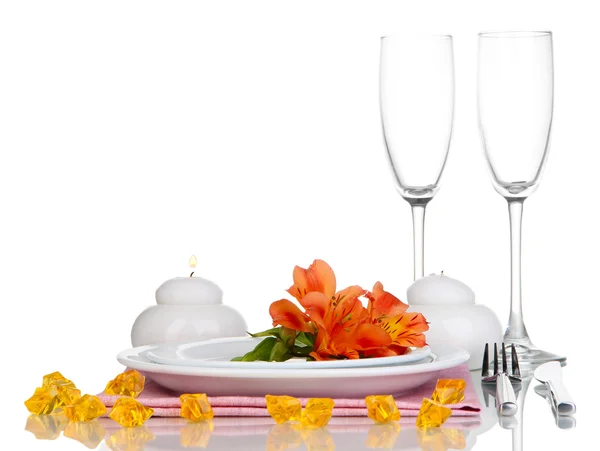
left=505, top=341, right=566, bottom=366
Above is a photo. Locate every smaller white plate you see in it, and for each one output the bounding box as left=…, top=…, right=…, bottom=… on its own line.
left=145, top=336, right=431, bottom=369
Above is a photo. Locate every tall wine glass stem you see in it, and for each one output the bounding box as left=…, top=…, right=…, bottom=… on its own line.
left=505, top=199, right=532, bottom=345
left=409, top=200, right=428, bottom=281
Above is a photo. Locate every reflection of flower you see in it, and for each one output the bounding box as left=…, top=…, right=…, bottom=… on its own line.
left=238, top=259, right=428, bottom=362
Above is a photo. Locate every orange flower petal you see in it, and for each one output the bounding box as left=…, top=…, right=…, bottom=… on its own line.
left=269, top=299, right=313, bottom=333
left=367, top=282, right=408, bottom=321
left=299, top=292, right=330, bottom=323
left=349, top=323, right=393, bottom=350
left=287, top=260, right=337, bottom=301
left=380, top=312, right=429, bottom=348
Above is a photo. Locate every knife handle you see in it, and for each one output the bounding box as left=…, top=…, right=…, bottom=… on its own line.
left=496, top=373, right=517, bottom=416
left=546, top=380, right=576, bottom=415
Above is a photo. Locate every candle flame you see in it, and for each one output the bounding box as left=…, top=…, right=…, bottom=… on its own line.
left=189, top=255, right=197, bottom=269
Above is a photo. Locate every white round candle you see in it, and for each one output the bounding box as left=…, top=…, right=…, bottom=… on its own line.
left=155, top=276, right=223, bottom=305
left=407, top=273, right=475, bottom=305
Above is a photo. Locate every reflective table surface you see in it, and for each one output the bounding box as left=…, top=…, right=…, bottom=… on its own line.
left=18, top=369, right=583, bottom=450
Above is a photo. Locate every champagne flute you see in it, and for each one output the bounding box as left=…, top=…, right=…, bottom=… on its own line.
left=477, top=31, right=565, bottom=364
left=380, top=35, right=455, bottom=280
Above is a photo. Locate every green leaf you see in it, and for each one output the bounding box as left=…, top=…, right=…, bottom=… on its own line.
left=247, top=327, right=281, bottom=338
left=230, top=356, right=243, bottom=361
left=292, top=345, right=313, bottom=357
left=234, top=337, right=278, bottom=362
left=295, top=332, right=315, bottom=347
left=269, top=340, right=292, bottom=362
left=279, top=327, right=296, bottom=347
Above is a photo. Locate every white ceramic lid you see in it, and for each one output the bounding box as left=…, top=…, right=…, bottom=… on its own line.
left=155, top=277, right=223, bottom=305
left=407, top=273, right=475, bottom=306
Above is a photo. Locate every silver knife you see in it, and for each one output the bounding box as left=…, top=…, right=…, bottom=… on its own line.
left=533, top=361, right=576, bottom=416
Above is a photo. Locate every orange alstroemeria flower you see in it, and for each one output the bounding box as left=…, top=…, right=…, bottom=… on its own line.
left=287, top=259, right=337, bottom=302
left=269, top=299, right=313, bottom=333
left=267, top=260, right=429, bottom=361
left=366, top=281, right=409, bottom=323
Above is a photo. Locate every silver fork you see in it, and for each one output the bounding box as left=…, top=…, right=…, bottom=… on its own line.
left=482, top=343, right=520, bottom=416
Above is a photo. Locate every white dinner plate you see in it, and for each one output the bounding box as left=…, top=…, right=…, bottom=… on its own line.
left=145, top=336, right=432, bottom=369
left=117, top=344, right=469, bottom=398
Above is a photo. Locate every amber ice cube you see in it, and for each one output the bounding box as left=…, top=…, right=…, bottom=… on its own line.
left=365, top=422, right=401, bottom=449
left=108, top=396, right=154, bottom=427
left=104, top=369, right=146, bottom=398
left=105, top=426, right=155, bottom=450
left=416, top=399, right=452, bottom=429
left=301, top=398, right=334, bottom=428
left=43, top=371, right=76, bottom=389
left=365, top=395, right=400, bottom=424
left=63, top=394, right=107, bottom=422
left=64, top=420, right=106, bottom=449
left=180, top=393, right=214, bottom=422
left=180, top=421, right=214, bottom=448
left=265, top=395, right=302, bottom=424
left=24, top=414, right=68, bottom=440
left=431, top=379, right=466, bottom=405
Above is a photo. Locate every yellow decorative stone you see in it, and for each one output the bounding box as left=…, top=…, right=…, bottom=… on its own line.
left=63, top=394, right=107, bottom=422
left=365, top=395, right=400, bottom=424
left=56, top=386, right=82, bottom=407
left=64, top=420, right=106, bottom=449
left=180, top=421, right=214, bottom=448
left=431, top=379, right=466, bottom=405
left=25, top=387, right=61, bottom=415
left=108, top=396, right=154, bottom=427
left=43, top=371, right=76, bottom=389
left=300, top=398, right=334, bottom=428
left=180, top=393, right=214, bottom=422
left=105, top=369, right=146, bottom=398
left=24, top=414, right=68, bottom=440
left=301, top=427, right=335, bottom=451
left=265, top=395, right=302, bottom=424
left=365, top=422, right=401, bottom=449
left=105, top=426, right=155, bottom=450
left=266, top=423, right=303, bottom=451
left=416, top=399, right=452, bottom=429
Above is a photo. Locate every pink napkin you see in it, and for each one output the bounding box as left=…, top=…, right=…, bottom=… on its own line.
left=98, top=363, right=480, bottom=418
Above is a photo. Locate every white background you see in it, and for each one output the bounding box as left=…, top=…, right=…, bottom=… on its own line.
left=0, top=0, right=597, bottom=449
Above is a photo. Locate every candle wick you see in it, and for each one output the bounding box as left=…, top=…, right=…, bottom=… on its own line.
left=441, top=270, right=444, bottom=275
left=190, top=271, right=195, bottom=277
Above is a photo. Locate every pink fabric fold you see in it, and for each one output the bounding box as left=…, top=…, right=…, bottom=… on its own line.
left=98, top=363, right=480, bottom=417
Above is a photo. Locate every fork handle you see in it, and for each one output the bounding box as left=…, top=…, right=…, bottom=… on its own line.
left=546, top=380, right=576, bottom=416
left=496, top=373, right=517, bottom=416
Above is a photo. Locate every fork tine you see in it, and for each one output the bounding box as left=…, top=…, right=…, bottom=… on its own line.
left=502, top=343, right=508, bottom=373
left=493, top=343, right=499, bottom=375
left=481, top=343, right=489, bottom=377
left=511, top=344, right=521, bottom=377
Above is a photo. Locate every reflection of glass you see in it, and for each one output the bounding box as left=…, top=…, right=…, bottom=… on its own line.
left=380, top=34, right=455, bottom=280
left=365, top=422, right=401, bottom=449
left=180, top=421, right=214, bottom=448
left=64, top=420, right=106, bottom=449
left=24, top=414, right=68, bottom=440
left=477, top=31, right=564, bottom=365
left=105, top=426, right=155, bottom=451
left=266, top=423, right=302, bottom=451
